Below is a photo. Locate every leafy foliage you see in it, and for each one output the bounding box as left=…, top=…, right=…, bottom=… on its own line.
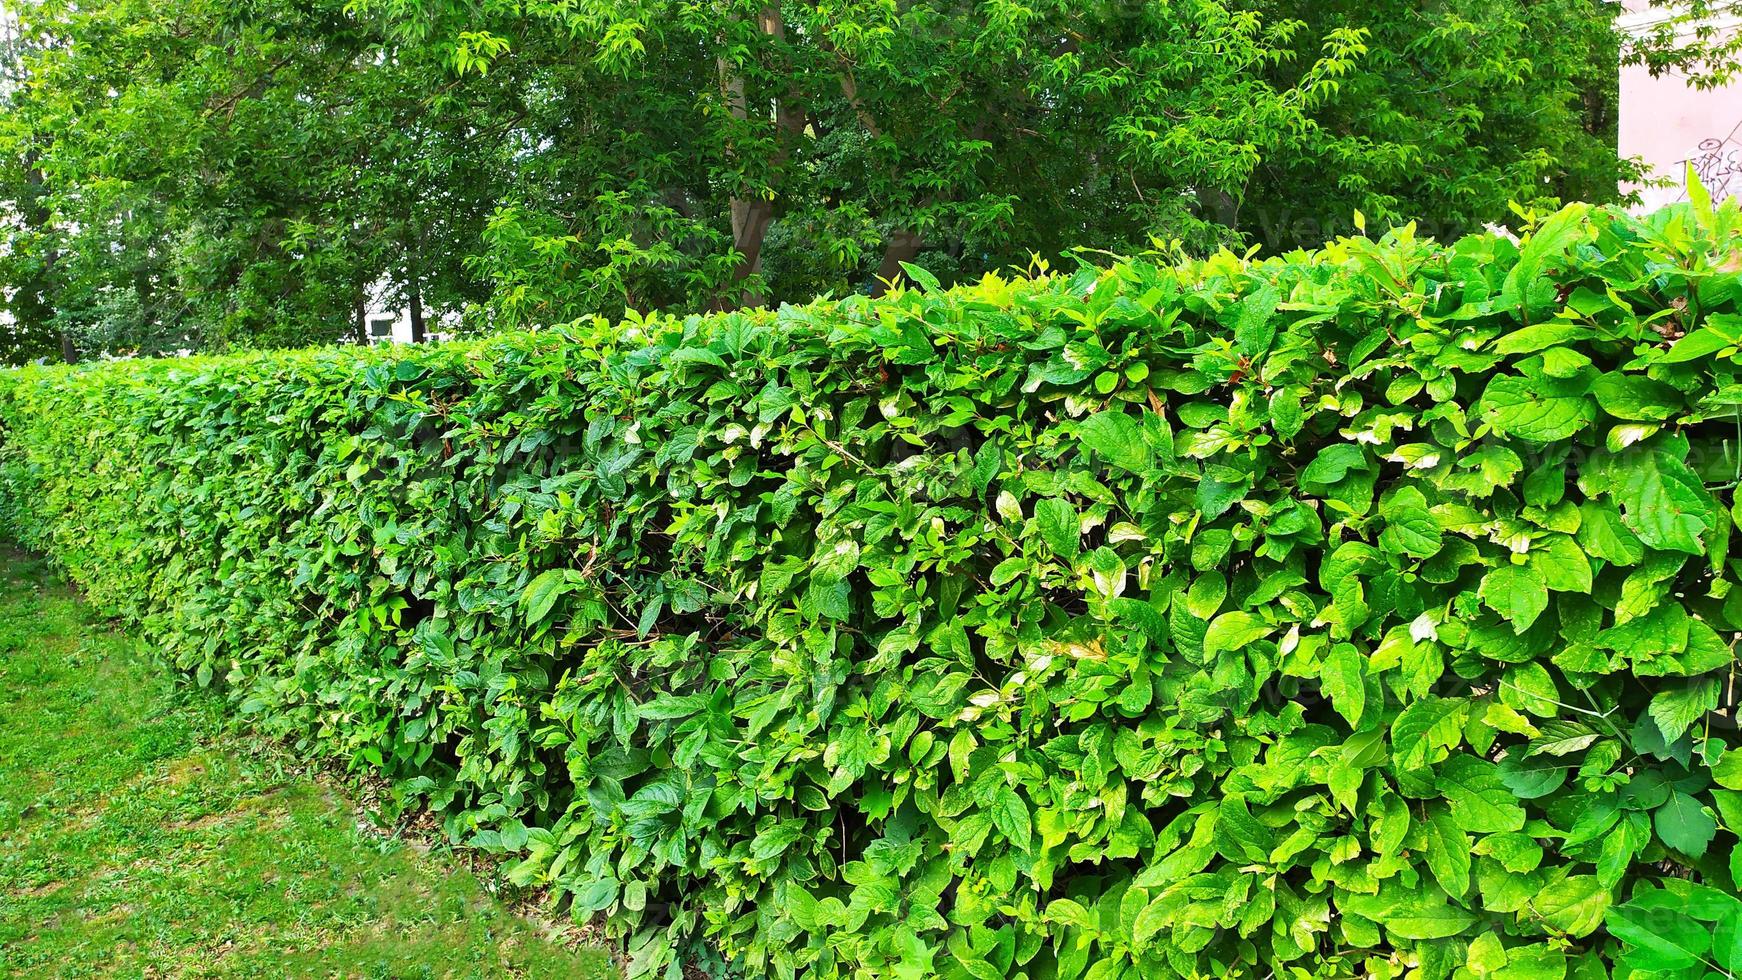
left=0, top=0, right=1671, bottom=359
left=3, top=200, right=1742, bottom=978
left=0, top=0, right=502, bottom=355
left=1623, top=0, right=1742, bottom=89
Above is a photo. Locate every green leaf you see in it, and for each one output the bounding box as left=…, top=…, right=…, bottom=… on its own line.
left=1479, top=831, right=1545, bottom=873
left=989, top=556, right=1027, bottom=587
left=1689, top=158, right=1715, bottom=213
left=1340, top=886, right=1478, bottom=940
left=1300, top=444, right=1368, bottom=484
left=991, top=786, right=1032, bottom=851
left=1593, top=372, right=1683, bottom=421
left=948, top=730, right=977, bottom=782
left=1204, top=611, right=1273, bottom=656
left=520, top=569, right=572, bottom=625
left=1498, top=751, right=1569, bottom=800
left=637, top=693, right=707, bottom=720
left=750, top=822, right=809, bottom=862
left=1033, top=497, right=1079, bottom=561
left=1479, top=564, right=1549, bottom=633
left=1379, top=486, right=1443, bottom=558
left=1533, top=876, right=1609, bottom=938
left=1719, top=792, right=1742, bottom=888
left=1229, top=282, right=1281, bottom=357
left=1527, top=720, right=1599, bottom=757
left=1269, top=388, right=1304, bottom=439
left=1576, top=501, right=1644, bottom=566
left=1076, top=410, right=1151, bottom=474
left=1132, top=895, right=1169, bottom=948
left=1660, top=315, right=1742, bottom=363
left=812, top=538, right=862, bottom=582
left=1713, top=751, right=1742, bottom=791
left=1214, top=795, right=1274, bottom=862
left=897, top=260, right=941, bottom=292
left=1371, top=790, right=1411, bottom=857
left=667, top=346, right=728, bottom=369
left=1503, top=203, right=1592, bottom=312
left=1607, top=896, right=1711, bottom=972
left=1392, top=696, right=1467, bottom=770
left=1466, top=933, right=1509, bottom=973
left=1043, top=898, right=1097, bottom=931
left=1648, top=679, right=1721, bottom=742
left=1597, top=602, right=1689, bottom=665
left=1321, top=643, right=1366, bottom=728
left=1195, top=475, right=1247, bottom=520
left=1438, top=755, right=1526, bottom=833
left=1496, top=322, right=1593, bottom=355
left=1600, top=450, right=1714, bottom=555
left=1423, top=807, right=1472, bottom=897
left=1480, top=374, right=1593, bottom=443
left=1597, top=815, right=1646, bottom=888
left=1500, top=662, right=1562, bottom=718
left=572, top=876, right=619, bottom=913
left=1525, top=534, right=1590, bottom=593
left=1653, top=791, right=1716, bottom=857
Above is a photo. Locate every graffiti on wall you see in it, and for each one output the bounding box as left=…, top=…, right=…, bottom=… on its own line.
left=1684, top=119, right=1742, bottom=202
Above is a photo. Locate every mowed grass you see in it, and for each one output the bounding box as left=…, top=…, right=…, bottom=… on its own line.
left=0, top=552, right=616, bottom=979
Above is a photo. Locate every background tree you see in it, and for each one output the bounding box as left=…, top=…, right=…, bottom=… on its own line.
left=1625, top=0, right=1742, bottom=88
left=0, top=0, right=1731, bottom=361
left=358, top=0, right=1641, bottom=319
left=0, top=3, right=66, bottom=362
left=0, top=0, right=509, bottom=356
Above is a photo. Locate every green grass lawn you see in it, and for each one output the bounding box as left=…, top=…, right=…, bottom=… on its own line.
left=0, top=551, right=616, bottom=979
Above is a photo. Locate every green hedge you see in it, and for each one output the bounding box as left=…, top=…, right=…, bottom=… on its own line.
left=4, top=201, right=1742, bottom=979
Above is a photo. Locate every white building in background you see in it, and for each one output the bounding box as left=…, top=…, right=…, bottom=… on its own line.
left=361, top=307, right=443, bottom=346
left=1618, top=1, right=1742, bottom=208
left=359, top=277, right=457, bottom=346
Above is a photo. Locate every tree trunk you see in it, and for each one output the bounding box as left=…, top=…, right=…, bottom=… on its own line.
left=407, top=272, right=426, bottom=344
left=133, top=256, right=155, bottom=347
left=404, top=232, right=426, bottom=343
left=20, top=151, right=72, bottom=362
left=870, top=229, right=924, bottom=297
left=714, top=7, right=805, bottom=311
left=825, top=48, right=939, bottom=298
left=1195, top=186, right=1240, bottom=233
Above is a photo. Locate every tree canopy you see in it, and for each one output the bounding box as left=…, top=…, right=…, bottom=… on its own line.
left=0, top=0, right=1722, bottom=359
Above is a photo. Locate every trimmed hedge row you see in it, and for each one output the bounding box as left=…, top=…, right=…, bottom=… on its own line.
left=4, top=201, right=1742, bottom=978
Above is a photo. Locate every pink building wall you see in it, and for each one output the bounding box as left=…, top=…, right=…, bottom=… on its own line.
left=1618, top=3, right=1742, bottom=209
